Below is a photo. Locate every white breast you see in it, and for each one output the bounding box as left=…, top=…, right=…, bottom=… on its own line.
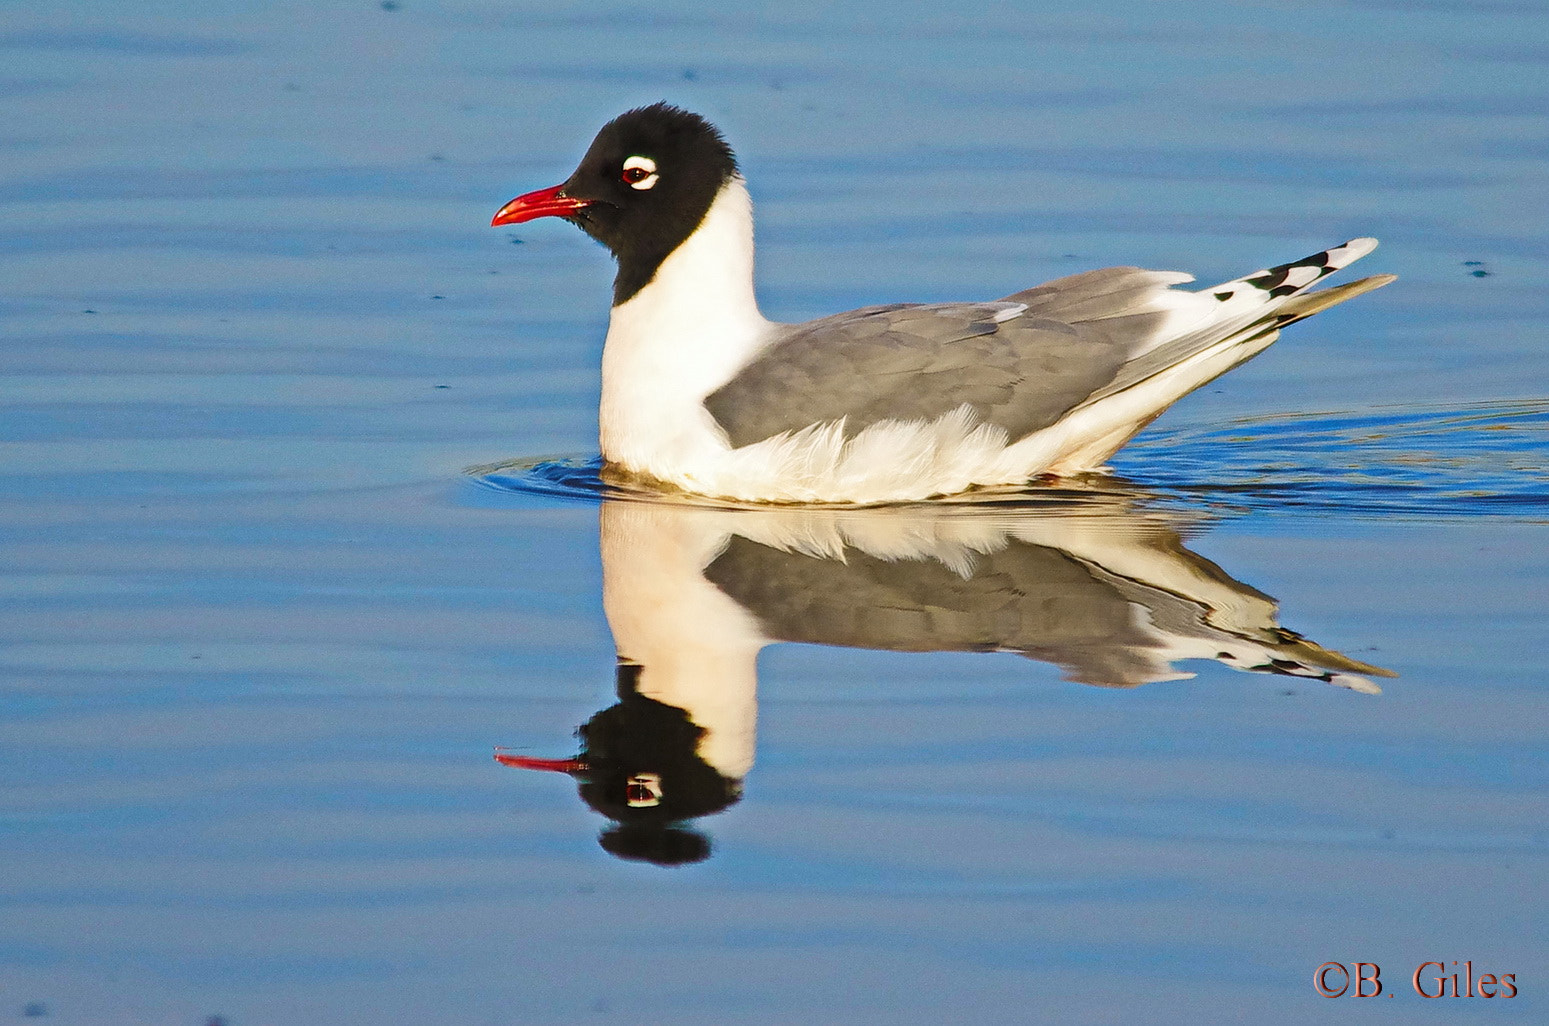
left=598, top=177, right=773, bottom=482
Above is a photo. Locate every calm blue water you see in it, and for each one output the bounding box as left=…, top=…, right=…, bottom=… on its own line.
left=3, top=1, right=1547, bottom=1023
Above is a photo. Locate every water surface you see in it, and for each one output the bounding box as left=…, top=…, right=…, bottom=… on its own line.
left=3, top=1, right=1547, bottom=1023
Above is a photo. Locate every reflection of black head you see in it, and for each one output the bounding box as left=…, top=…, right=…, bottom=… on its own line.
left=566, top=661, right=741, bottom=866
left=598, top=823, right=712, bottom=866
left=577, top=693, right=740, bottom=822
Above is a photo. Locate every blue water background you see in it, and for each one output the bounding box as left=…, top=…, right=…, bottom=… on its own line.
left=3, top=1, right=1547, bottom=1023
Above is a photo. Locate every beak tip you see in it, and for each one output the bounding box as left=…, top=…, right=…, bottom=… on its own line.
left=489, top=183, right=588, bottom=229
left=490, top=201, right=524, bottom=228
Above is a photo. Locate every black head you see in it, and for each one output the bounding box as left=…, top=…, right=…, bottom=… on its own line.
left=491, top=103, right=740, bottom=305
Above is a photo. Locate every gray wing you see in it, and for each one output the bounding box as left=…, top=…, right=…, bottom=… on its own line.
left=704, top=267, right=1183, bottom=449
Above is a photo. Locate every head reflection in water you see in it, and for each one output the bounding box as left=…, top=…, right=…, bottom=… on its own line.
left=499, top=493, right=1393, bottom=865
left=498, top=661, right=740, bottom=866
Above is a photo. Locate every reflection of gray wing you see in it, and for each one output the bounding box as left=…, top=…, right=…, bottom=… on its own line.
left=702, top=526, right=1389, bottom=688
left=704, top=533, right=1168, bottom=686
left=704, top=268, right=1182, bottom=448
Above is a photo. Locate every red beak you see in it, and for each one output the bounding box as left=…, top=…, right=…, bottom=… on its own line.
left=495, top=751, right=586, bottom=774
left=490, top=183, right=593, bottom=226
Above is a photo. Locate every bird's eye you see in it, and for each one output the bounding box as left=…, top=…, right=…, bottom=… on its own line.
left=620, top=155, right=659, bottom=190
left=625, top=772, right=663, bottom=807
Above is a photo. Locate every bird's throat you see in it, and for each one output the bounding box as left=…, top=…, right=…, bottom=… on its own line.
left=599, top=177, right=771, bottom=474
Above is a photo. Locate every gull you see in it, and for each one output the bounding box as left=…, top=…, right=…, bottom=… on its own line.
left=493, top=103, right=1394, bottom=503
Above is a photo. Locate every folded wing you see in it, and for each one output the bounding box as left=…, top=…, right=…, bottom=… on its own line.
left=705, top=240, right=1392, bottom=450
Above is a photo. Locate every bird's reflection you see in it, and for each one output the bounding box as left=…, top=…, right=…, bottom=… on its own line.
left=499, top=492, right=1392, bottom=865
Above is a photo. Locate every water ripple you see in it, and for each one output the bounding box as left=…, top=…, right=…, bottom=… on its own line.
left=1117, top=399, right=1549, bottom=519
left=471, top=400, right=1549, bottom=521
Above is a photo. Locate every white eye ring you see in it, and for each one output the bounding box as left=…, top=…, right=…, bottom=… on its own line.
left=621, top=155, right=659, bottom=190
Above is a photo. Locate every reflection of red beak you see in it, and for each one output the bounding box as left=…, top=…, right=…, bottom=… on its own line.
left=495, top=750, right=586, bottom=774
left=490, top=183, right=593, bottom=226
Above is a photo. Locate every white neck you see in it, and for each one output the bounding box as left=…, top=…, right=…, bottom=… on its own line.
left=599, top=177, right=771, bottom=477
left=600, top=502, right=767, bottom=780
